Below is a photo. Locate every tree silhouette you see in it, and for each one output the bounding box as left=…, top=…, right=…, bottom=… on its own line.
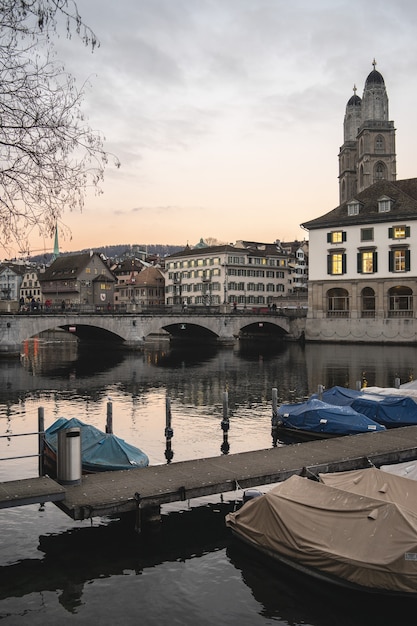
left=0, top=1, right=119, bottom=252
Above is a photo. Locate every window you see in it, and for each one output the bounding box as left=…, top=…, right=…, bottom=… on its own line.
left=357, top=250, right=377, bottom=274
left=327, top=252, right=346, bottom=275
left=389, top=226, right=410, bottom=239
left=327, top=288, right=349, bottom=317
left=378, top=196, right=392, bottom=213
left=375, top=135, right=385, bottom=152
left=347, top=202, right=360, bottom=216
left=389, top=248, right=410, bottom=273
left=374, top=162, right=386, bottom=181
left=327, top=231, right=346, bottom=244
left=361, top=228, right=374, bottom=242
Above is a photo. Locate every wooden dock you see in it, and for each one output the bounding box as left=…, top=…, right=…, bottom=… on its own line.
left=2, top=426, right=417, bottom=520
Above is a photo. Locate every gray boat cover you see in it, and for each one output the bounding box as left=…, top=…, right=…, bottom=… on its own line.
left=380, top=461, right=417, bottom=481
left=225, top=474, right=417, bottom=594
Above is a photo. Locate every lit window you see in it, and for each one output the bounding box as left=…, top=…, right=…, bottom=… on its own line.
left=327, top=252, right=346, bottom=275
left=358, top=250, right=376, bottom=274
left=390, top=225, right=410, bottom=239
left=327, top=231, right=346, bottom=244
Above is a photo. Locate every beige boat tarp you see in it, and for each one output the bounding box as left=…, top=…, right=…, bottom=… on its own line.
left=225, top=474, right=417, bottom=594
left=319, top=467, right=417, bottom=515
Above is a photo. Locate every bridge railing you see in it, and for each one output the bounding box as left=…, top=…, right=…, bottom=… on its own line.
left=11, top=302, right=308, bottom=317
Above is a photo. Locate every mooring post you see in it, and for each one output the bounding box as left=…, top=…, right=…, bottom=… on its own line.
left=106, top=401, right=113, bottom=434
left=395, top=377, right=401, bottom=389
left=165, top=396, right=174, bottom=463
left=38, top=407, right=45, bottom=477
left=356, top=380, right=362, bottom=390
left=271, top=387, right=279, bottom=447
left=317, top=384, right=324, bottom=400
left=221, top=390, right=230, bottom=454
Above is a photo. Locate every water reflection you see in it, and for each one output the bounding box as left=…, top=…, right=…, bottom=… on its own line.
left=0, top=501, right=234, bottom=614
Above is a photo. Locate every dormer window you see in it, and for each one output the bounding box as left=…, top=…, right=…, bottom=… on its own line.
left=378, top=196, right=392, bottom=213
left=347, top=201, right=360, bottom=216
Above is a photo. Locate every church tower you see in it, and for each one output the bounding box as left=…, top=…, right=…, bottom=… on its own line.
left=338, top=61, right=396, bottom=204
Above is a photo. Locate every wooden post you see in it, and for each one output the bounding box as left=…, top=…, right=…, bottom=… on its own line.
left=106, top=401, right=113, bottom=434
left=221, top=391, right=230, bottom=454
left=271, top=388, right=279, bottom=447
left=38, top=407, right=45, bottom=477
left=165, top=396, right=174, bottom=463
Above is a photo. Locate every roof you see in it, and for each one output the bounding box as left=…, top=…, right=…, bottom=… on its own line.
left=40, top=253, right=115, bottom=281
left=301, top=178, right=417, bottom=230
left=166, top=241, right=290, bottom=260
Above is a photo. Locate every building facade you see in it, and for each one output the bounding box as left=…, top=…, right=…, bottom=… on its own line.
left=39, top=252, right=116, bottom=310
left=164, top=240, right=294, bottom=308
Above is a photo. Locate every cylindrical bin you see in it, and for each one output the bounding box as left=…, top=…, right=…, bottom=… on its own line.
left=57, top=427, right=82, bottom=485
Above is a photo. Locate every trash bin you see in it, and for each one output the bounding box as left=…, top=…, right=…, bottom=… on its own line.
left=57, top=427, right=82, bottom=485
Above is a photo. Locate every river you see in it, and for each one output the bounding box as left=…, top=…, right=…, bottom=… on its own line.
left=0, top=336, right=417, bottom=625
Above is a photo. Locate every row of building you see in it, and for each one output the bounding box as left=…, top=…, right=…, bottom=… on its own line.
left=0, top=239, right=308, bottom=312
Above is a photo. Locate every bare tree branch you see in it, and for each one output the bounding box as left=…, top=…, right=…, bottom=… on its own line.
left=0, top=1, right=119, bottom=250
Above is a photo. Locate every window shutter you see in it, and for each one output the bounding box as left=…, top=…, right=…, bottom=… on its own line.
left=406, top=226, right=411, bottom=237
left=406, top=250, right=411, bottom=272
left=342, top=231, right=347, bottom=242
left=388, top=227, right=393, bottom=239
left=388, top=251, right=393, bottom=272
left=342, top=254, right=346, bottom=274
left=373, top=251, right=378, bottom=273
left=327, top=233, right=331, bottom=243
left=357, top=252, right=362, bottom=273
left=327, top=255, right=332, bottom=274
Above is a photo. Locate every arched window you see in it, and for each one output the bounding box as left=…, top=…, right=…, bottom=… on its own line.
left=388, top=286, right=413, bottom=317
left=375, top=135, right=385, bottom=152
left=359, top=163, right=364, bottom=188
left=374, top=162, right=386, bottom=182
left=327, top=288, right=349, bottom=317
left=361, top=287, right=375, bottom=317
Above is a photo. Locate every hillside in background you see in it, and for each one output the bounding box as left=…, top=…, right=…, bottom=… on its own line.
left=30, top=243, right=185, bottom=264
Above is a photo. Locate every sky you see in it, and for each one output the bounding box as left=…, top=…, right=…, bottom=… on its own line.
left=11, top=0, right=417, bottom=256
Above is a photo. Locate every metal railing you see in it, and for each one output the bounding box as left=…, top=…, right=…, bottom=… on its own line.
left=0, top=408, right=45, bottom=476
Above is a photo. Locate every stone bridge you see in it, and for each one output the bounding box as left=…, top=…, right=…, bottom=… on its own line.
left=0, top=311, right=306, bottom=356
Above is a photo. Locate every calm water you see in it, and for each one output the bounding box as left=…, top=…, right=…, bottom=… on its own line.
left=1, top=337, right=417, bottom=625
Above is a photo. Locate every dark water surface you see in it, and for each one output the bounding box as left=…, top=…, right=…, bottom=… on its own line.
left=1, top=338, right=417, bottom=625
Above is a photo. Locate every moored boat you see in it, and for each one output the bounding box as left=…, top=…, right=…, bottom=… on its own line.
left=313, top=385, right=417, bottom=428
left=226, top=472, right=417, bottom=596
left=276, top=397, right=385, bottom=441
left=43, top=417, right=149, bottom=474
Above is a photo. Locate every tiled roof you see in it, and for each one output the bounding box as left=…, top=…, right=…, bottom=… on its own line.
left=302, top=178, right=417, bottom=230
left=40, top=253, right=92, bottom=280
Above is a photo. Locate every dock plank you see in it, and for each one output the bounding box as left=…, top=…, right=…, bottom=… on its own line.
left=57, top=426, right=417, bottom=520
left=0, top=476, right=66, bottom=509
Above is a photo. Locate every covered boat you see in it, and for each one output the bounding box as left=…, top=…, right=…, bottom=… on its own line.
left=225, top=474, right=417, bottom=596
left=276, top=397, right=385, bottom=440
left=350, top=394, right=417, bottom=428
left=44, top=417, right=149, bottom=474
left=312, top=385, right=417, bottom=428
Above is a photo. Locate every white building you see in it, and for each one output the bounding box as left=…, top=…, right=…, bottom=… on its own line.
left=164, top=240, right=293, bottom=308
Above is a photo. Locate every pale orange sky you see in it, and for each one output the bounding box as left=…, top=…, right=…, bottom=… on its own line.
left=5, top=0, right=417, bottom=257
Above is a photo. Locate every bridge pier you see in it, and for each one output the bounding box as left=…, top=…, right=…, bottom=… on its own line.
left=0, top=318, right=21, bottom=357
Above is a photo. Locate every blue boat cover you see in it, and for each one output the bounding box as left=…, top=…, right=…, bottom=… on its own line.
left=351, top=395, right=417, bottom=428
left=311, top=385, right=417, bottom=428
left=313, top=386, right=362, bottom=406
left=277, top=398, right=385, bottom=435
left=45, top=417, right=149, bottom=471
